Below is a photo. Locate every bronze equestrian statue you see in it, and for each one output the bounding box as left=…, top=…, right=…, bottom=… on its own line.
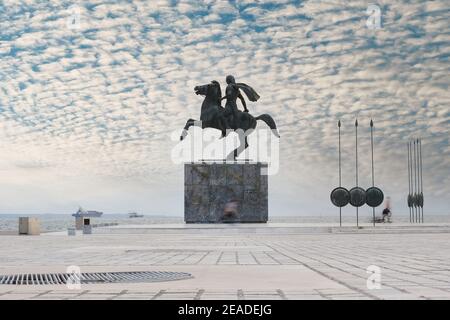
left=180, top=76, right=280, bottom=160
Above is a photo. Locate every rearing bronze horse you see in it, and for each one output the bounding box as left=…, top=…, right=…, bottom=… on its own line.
left=180, top=81, right=280, bottom=160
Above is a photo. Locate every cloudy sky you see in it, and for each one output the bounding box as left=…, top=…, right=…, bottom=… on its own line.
left=0, top=0, right=448, bottom=217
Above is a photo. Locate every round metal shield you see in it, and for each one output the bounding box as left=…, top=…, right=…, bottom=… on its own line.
left=365, top=187, right=384, bottom=207
left=418, top=192, right=424, bottom=207
left=407, top=194, right=413, bottom=208
left=349, top=187, right=366, bottom=207
left=330, top=187, right=350, bottom=207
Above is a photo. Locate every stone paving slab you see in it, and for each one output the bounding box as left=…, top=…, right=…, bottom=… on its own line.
left=0, top=227, right=449, bottom=300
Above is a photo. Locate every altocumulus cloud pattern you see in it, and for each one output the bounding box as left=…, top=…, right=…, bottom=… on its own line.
left=0, top=1, right=448, bottom=215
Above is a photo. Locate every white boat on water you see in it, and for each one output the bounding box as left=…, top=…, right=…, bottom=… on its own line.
left=128, top=212, right=144, bottom=218
left=72, top=207, right=103, bottom=217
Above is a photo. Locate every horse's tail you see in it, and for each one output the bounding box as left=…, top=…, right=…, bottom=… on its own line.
left=255, top=114, right=281, bottom=138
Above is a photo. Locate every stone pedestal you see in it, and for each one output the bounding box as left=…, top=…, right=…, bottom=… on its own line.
left=184, top=162, right=268, bottom=223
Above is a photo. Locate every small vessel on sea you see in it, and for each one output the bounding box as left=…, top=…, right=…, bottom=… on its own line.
left=72, top=207, right=103, bottom=218
left=128, top=212, right=144, bottom=218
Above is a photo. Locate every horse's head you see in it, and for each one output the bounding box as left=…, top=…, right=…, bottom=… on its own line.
left=194, top=81, right=222, bottom=102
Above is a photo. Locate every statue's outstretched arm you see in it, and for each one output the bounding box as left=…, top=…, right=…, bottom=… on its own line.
left=238, top=92, right=248, bottom=112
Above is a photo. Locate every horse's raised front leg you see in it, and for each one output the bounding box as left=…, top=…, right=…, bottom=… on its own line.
left=180, top=118, right=196, bottom=141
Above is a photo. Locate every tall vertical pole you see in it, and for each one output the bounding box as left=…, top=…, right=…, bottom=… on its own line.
left=411, top=141, right=414, bottom=223
left=416, top=139, right=419, bottom=223
left=417, top=139, right=420, bottom=223
left=417, top=139, right=421, bottom=223
left=413, top=140, right=417, bottom=223
left=370, top=120, right=375, bottom=227
left=338, top=120, right=342, bottom=227
left=416, top=138, right=421, bottom=223
left=419, top=138, right=424, bottom=223
left=407, top=142, right=411, bottom=223
left=355, top=119, right=359, bottom=227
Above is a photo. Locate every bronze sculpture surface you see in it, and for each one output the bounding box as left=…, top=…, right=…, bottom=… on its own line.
left=180, top=76, right=280, bottom=159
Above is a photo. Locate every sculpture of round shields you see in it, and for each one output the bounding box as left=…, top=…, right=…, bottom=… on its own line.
left=365, top=187, right=384, bottom=208
left=330, top=187, right=350, bottom=207
left=418, top=192, right=424, bottom=207
left=349, top=187, right=366, bottom=207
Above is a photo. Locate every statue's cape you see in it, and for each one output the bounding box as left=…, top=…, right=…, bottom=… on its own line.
left=236, top=83, right=260, bottom=102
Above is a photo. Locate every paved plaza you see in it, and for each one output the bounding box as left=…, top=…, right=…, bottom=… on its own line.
left=0, top=224, right=449, bottom=300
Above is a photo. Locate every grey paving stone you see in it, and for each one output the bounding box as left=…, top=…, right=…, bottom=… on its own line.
left=0, top=226, right=449, bottom=300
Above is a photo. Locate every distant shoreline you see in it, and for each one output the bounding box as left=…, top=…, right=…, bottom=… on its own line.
left=2, top=215, right=450, bottom=235
left=0, top=231, right=18, bottom=235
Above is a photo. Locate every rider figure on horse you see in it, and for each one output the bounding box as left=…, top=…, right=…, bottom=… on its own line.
left=221, top=75, right=260, bottom=129
left=181, top=77, right=279, bottom=158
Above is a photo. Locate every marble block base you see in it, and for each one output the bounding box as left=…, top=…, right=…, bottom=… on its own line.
left=184, top=162, right=268, bottom=223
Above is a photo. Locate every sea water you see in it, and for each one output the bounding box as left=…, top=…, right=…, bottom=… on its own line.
left=0, top=214, right=449, bottom=233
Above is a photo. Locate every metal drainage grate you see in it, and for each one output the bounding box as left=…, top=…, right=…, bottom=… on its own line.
left=0, top=271, right=193, bottom=285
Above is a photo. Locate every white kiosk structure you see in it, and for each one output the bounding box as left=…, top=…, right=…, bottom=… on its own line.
left=72, top=207, right=103, bottom=230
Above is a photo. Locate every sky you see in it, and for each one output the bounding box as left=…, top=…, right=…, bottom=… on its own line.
left=0, top=0, right=448, bottom=217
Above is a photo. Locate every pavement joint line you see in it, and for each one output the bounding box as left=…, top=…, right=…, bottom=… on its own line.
left=73, top=290, right=90, bottom=298
left=274, top=242, right=420, bottom=297
left=276, top=289, right=288, bottom=300
left=108, top=289, right=128, bottom=300
left=324, top=248, right=443, bottom=277
left=216, top=251, right=224, bottom=265
left=314, top=289, right=331, bottom=300
left=265, top=251, right=283, bottom=265
left=194, top=289, right=205, bottom=300
left=31, top=290, right=53, bottom=299
left=196, top=251, right=211, bottom=264
left=305, top=246, right=449, bottom=295
left=361, top=265, right=450, bottom=294
left=264, top=242, right=380, bottom=300
left=249, top=251, right=261, bottom=265
left=151, top=289, right=166, bottom=300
